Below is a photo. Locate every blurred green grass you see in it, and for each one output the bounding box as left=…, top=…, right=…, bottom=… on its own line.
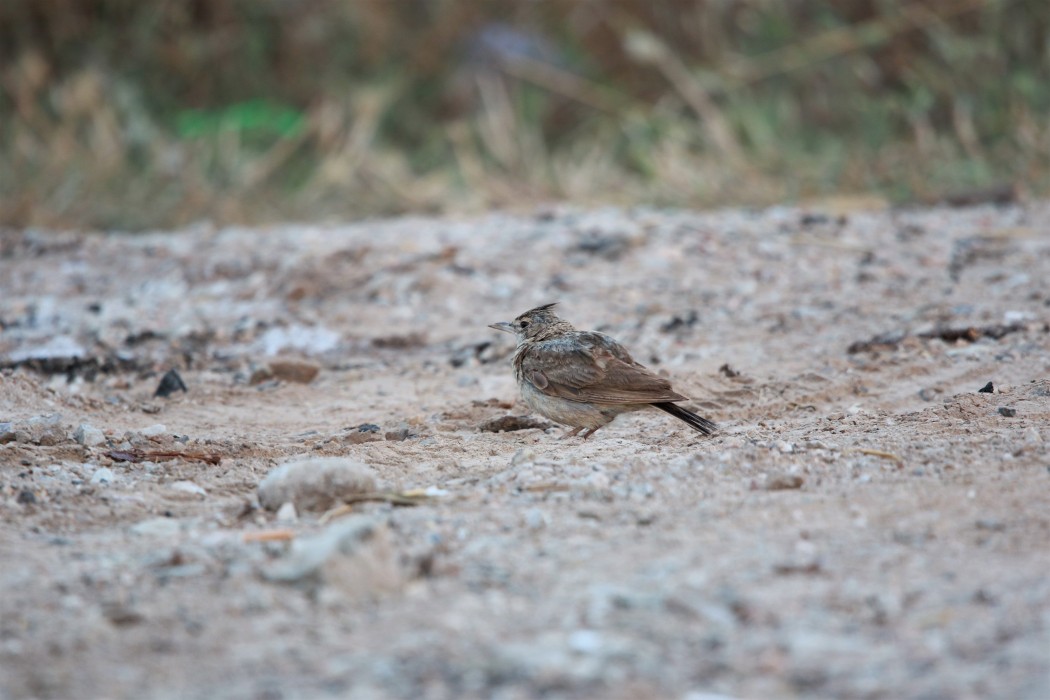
left=175, top=101, right=306, bottom=139
left=0, top=0, right=1045, bottom=230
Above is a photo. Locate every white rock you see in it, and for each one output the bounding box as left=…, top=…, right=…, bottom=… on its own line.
left=257, top=457, right=377, bottom=512
left=275, top=501, right=298, bottom=523
left=1003, top=310, right=1032, bottom=323
left=74, top=424, right=106, bottom=447
left=140, top=424, right=167, bottom=437
left=524, top=508, right=548, bottom=531
left=90, top=467, right=115, bottom=485
left=169, top=480, right=207, bottom=497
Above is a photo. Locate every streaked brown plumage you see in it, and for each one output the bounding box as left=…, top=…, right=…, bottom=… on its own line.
left=489, top=303, right=717, bottom=439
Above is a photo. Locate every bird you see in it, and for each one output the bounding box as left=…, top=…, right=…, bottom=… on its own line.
left=488, top=303, right=717, bottom=439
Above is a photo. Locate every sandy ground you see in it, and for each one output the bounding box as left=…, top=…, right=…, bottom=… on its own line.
left=1, top=203, right=1049, bottom=700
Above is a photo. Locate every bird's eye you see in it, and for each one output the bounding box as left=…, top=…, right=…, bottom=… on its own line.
left=519, top=320, right=529, bottom=329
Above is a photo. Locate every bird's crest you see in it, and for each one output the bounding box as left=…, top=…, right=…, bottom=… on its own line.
left=523, top=302, right=559, bottom=315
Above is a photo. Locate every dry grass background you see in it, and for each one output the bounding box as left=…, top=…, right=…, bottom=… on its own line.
left=1, top=0, right=1047, bottom=230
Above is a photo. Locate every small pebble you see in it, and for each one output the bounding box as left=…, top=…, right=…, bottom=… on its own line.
left=275, top=501, right=298, bottom=523
left=37, top=429, right=65, bottom=446
left=524, top=508, right=548, bottom=531
left=1003, top=310, right=1031, bottom=323
left=269, top=359, right=320, bottom=384
left=385, top=426, right=412, bottom=442
left=0, top=423, right=16, bottom=444
left=257, top=457, right=377, bottom=512
left=140, top=424, right=168, bottom=437
left=997, top=407, right=1017, bottom=418
left=169, top=481, right=207, bottom=497
left=250, top=359, right=320, bottom=385
left=74, top=424, right=106, bottom=447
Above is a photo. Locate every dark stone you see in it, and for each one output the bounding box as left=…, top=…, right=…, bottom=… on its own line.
left=154, top=369, right=188, bottom=398
left=660, top=310, right=699, bottom=333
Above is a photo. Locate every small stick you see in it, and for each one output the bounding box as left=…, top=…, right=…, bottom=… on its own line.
left=242, top=529, right=295, bottom=543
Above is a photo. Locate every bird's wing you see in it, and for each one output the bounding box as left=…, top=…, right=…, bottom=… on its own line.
left=520, top=333, right=687, bottom=405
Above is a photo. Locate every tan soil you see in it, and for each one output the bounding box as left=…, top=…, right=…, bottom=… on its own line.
left=1, top=204, right=1049, bottom=699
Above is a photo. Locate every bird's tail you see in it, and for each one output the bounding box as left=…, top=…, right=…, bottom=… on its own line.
left=652, top=402, right=717, bottom=436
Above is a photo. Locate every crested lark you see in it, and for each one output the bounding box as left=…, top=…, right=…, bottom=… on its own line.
left=489, top=303, right=717, bottom=439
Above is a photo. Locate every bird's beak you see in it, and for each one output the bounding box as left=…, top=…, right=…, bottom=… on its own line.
left=488, top=321, right=515, bottom=334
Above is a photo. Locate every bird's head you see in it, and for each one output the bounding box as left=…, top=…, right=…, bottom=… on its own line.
left=488, top=303, right=574, bottom=343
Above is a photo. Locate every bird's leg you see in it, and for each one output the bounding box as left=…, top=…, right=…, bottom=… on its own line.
left=581, top=425, right=603, bottom=440
left=561, top=427, right=585, bottom=439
